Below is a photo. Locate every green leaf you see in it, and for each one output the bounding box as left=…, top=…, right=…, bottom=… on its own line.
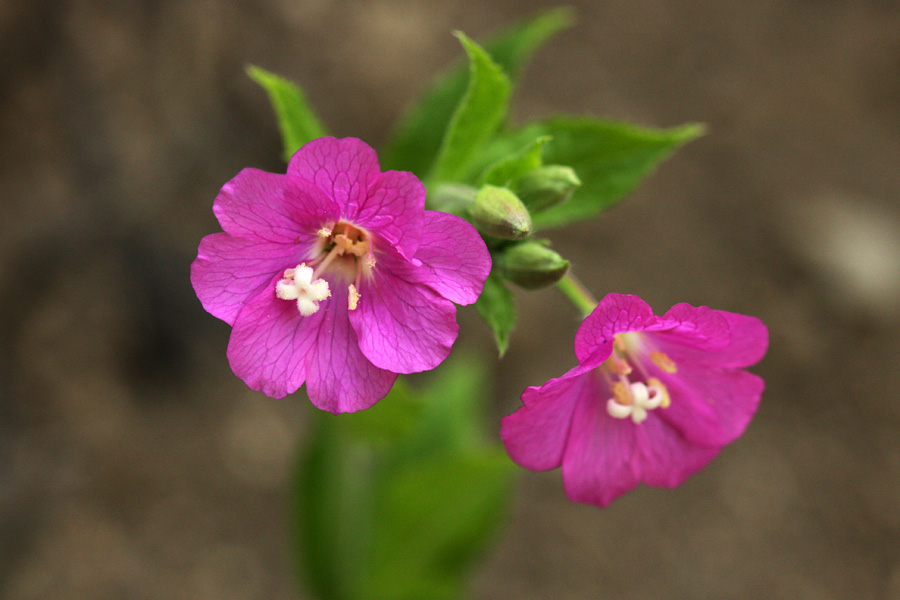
left=487, top=117, right=704, bottom=229
left=247, top=65, right=329, bottom=162
left=475, top=271, right=516, bottom=356
left=479, top=135, right=551, bottom=186
left=292, top=413, right=376, bottom=600
left=429, top=33, right=511, bottom=184
left=381, top=7, right=573, bottom=176
left=360, top=450, right=516, bottom=600
left=293, top=358, right=517, bottom=600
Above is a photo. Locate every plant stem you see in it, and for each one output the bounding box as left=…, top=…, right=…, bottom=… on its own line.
left=555, top=272, right=598, bottom=318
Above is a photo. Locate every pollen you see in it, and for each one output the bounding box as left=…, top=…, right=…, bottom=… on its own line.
left=650, top=351, right=677, bottom=373
left=348, top=284, right=360, bottom=311
left=276, top=264, right=331, bottom=316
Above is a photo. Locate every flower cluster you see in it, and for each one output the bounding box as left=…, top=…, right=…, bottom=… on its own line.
left=191, top=137, right=490, bottom=413
left=192, top=136, right=768, bottom=508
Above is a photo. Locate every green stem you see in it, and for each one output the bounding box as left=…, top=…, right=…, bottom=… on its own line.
left=555, top=272, right=598, bottom=318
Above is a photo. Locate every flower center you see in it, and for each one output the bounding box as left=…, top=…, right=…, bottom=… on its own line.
left=601, top=334, right=675, bottom=424
left=276, top=221, right=375, bottom=315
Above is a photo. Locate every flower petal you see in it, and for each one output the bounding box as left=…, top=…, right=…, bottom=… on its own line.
left=630, top=415, right=721, bottom=489
left=574, top=293, right=657, bottom=364
left=191, top=233, right=305, bottom=326
left=350, top=251, right=458, bottom=374
left=226, top=275, right=325, bottom=399
left=213, top=168, right=339, bottom=243
left=287, top=137, right=381, bottom=216
left=560, top=380, right=719, bottom=507
left=354, top=170, right=425, bottom=259
left=501, top=364, right=593, bottom=471
left=406, top=211, right=491, bottom=305
left=657, top=366, right=765, bottom=446
left=304, top=284, right=398, bottom=413
left=651, top=306, right=768, bottom=369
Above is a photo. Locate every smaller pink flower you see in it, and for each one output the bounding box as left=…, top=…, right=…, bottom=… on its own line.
left=501, top=293, right=768, bottom=508
left=191, top=137, right=490, bottom=413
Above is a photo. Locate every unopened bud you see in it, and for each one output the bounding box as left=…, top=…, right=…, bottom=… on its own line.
left=468, top=185, right=532, bottom=240
left=514, top=165, right=581, bottom=213
left=500, top=240, right=569, bottom=290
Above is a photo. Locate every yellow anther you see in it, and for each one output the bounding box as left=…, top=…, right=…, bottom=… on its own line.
left=317, top=224, right=334, bottom=238
left=348, top=284, right=360, bottom=311
left=650, top=351, right=677, bottom=373
left=610, top=381, right=632, bottom=406
left=647, top=377, right=671, bottom=408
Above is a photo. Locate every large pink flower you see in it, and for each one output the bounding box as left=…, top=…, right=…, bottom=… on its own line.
left=191, top=137, right=490, bottom=413
left=501, top=293, right=768, bottom=507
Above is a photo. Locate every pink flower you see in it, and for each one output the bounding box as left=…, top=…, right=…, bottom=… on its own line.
left=191, top=137, right=490, bottom=413
left=501, top=293, right=768, bottom=507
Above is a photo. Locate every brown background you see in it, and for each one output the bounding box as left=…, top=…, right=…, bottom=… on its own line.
left=3, top=1, right=900, bottom=598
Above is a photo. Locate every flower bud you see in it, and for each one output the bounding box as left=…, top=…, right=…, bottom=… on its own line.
left=513, top=165, right=581, bottom=213
left=467, top=185, right=532, bottom=240
left=500, top=240, right=569, bottom=290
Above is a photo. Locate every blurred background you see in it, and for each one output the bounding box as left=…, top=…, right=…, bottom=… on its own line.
left=2, top=0, right=900, bottom=598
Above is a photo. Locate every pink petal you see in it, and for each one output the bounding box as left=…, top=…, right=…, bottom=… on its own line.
left=354, top=171, right=425, bottom=259
left=226, top=275, right=325, bottom=399
left=574, top=293, right=657, bottom=364
left=349, top=251, right=458, bottom=374
left=213, top=168, right=339, bottom=243
left=561, top=381, right=719, bottom=507
left=712, top=311, right=769, bottom=368
left=304, top=284, right=398, bottom=413
left=650, top=307, right=768, bottom=369
left=191, top=233, right=305, bottom=326
left=630, top=415, right=721, bottom=489
left=501, top=364, right=593, bottom=471
left=287, top=137, right=381, bottom=216
left=657, top=366, right=765, bottom=446
left=406, top=211, right=491, bottom=305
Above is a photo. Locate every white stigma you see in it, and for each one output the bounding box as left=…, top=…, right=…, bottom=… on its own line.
left=275, top=264, right=331, bottom=316
left=606, top=381, right=666, bottom=424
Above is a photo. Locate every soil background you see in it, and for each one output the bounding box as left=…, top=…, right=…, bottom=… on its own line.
left=3, top=1, right=900, bottom=598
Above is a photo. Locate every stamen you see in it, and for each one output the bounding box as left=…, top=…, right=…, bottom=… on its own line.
left=348, top=284, right=360, bottom=311
left=647, top=377, right=671, bottom=408
left=606, top=381, right=667, bottom=424
left=650, top=351, right=677, bottom=373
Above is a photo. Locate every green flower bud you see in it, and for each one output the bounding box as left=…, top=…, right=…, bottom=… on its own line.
left=513, top=165, right=581, bottom=213
left=500, top=240, right=570, bottom=290
left=468, top=185, right=532, bottom=240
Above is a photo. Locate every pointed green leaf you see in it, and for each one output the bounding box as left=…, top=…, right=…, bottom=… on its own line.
left=247, top=65, right=329, bottom=162
left=493, top=118, right=704, bottom=229
left=381, top=8, right=573, bottom=175
left=479, top=135, right=551, bottom=186
left=429, top=33, right=511, bottom=184
left=475, top=271, right=516, bottom=356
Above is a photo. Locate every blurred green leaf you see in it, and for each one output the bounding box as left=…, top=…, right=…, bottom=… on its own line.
left=479, top=135, right=551, bottom=186
left=381, top=7, right=573, bottom=176
left=475, top=272, right=517, bottom=356
left=293, top=414, right=376, bottom=600
left=247, top=65, right=329, bottom=162
left=293, top=357, right=516, bottom=600
left=429, top=33, right=511, bottom=184
left=360, top=450, right=516, bottom=600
